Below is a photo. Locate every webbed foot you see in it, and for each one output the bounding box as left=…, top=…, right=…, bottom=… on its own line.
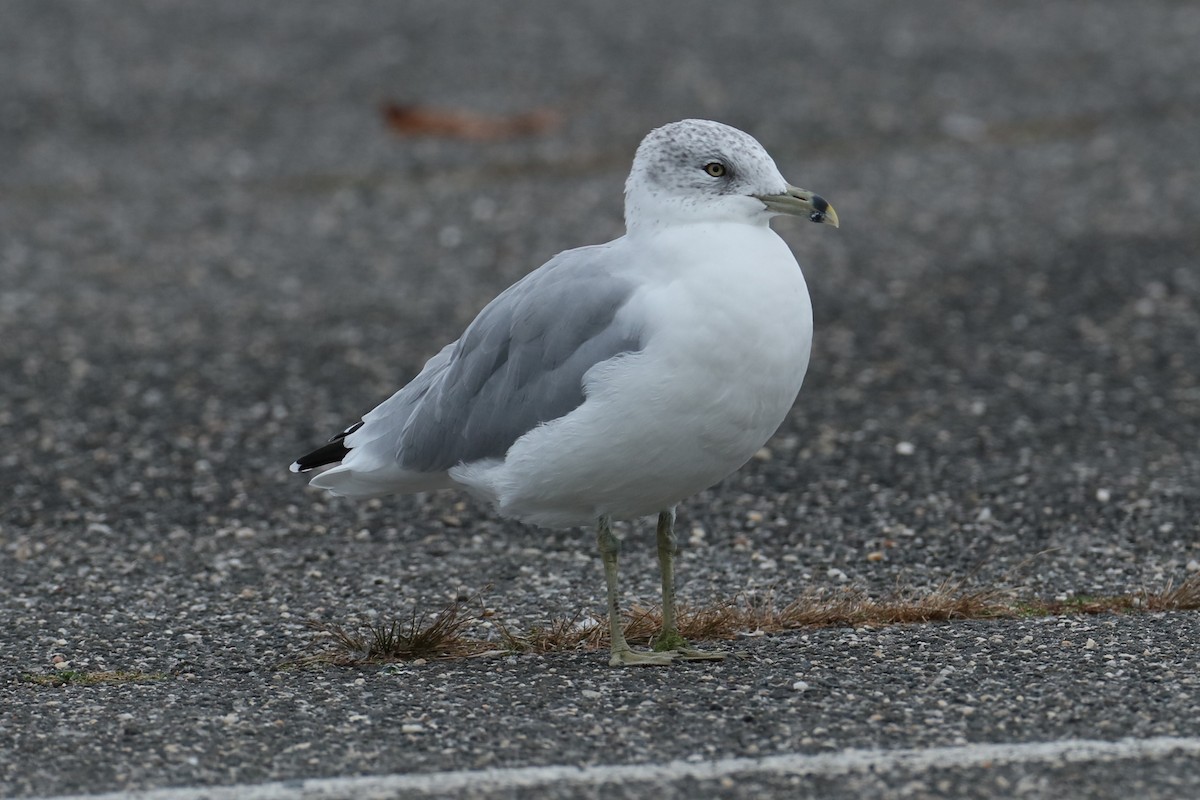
left=609, top=646, right=675, bottom=667
left=653, top=630, right=726, bottom=661
left=669, top=645, right=726, bottom=661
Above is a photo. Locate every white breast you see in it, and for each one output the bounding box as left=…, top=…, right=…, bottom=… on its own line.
left=454, top=223, right=813, bottom=528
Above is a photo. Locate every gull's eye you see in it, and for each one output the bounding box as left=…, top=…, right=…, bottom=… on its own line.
left=703, top=162, right=727, bottom=178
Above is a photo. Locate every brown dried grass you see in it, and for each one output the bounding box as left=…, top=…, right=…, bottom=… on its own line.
left=288, top=572, right=1200, bottom=667
left=296, top=600, right=490, bottom=666
left=1143, top=573, right=1200, bottom=612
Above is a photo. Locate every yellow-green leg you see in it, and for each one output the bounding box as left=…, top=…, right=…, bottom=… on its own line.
left=597, top=516, right=673, bottom=666
left=652, top=508, right=725, bottom=661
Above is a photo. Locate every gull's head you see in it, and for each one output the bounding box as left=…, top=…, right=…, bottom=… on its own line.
left=624, top=119, right=838, bottom=233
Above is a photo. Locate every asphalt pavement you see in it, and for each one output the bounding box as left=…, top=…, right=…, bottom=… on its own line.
left=2, top=2, right=1199, bottom=798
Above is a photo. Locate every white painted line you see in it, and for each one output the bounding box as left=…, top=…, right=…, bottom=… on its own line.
left=30, top=736, right=1200, bottom=800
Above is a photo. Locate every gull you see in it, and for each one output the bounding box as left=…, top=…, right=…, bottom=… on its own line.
left=292, top=119, right=838, bottom=666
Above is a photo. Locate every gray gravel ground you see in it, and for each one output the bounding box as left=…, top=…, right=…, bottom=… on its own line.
left=2, top=1, right=1199, bottom=798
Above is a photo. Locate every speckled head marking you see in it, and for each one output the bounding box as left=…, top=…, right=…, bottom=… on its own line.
left=624, top=119, right=791, bottom=232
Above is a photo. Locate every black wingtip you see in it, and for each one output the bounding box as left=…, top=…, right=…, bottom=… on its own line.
left=291, top=421, right=364, bottom=473
left=291, top=440, right=351, bottom=473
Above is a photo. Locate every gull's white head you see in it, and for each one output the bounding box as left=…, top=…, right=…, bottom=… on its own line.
left=624, top=119, right=838, bottom=234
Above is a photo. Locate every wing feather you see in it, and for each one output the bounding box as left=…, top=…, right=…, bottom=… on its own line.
left=326, top=243, right=642, bottom=476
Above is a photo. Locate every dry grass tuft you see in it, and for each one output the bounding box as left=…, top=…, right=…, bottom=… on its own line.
left=1142, top=572, right=1200, bottom=612
left=1007, top=574, right=1200, bottom=618
left=286, top=573, right=1200, bottom=668
left=589, top=582, right=1011, bottom=647
left=496, top=610, right=599, bottom=654
left=297, top=600, right=489, bottom=666
left=842, top=581, right=1012, bottom=625
left=23, top=670, right=166, bottom=687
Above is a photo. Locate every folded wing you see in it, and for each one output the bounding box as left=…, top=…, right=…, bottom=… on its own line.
left=293, top=243, right=643, bottom=495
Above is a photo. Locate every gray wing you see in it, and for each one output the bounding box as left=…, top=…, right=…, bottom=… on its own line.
left=367, top=244, right=642, bottom=473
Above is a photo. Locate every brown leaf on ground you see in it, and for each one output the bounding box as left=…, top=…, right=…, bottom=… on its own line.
left=381, top=103, right=561, bottom=140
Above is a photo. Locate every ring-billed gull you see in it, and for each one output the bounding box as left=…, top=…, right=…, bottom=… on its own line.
left=292, top=119, right=838, bottom=666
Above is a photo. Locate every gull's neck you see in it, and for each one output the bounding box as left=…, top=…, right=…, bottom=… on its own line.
left=623, top=196, right=770, bottom=237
